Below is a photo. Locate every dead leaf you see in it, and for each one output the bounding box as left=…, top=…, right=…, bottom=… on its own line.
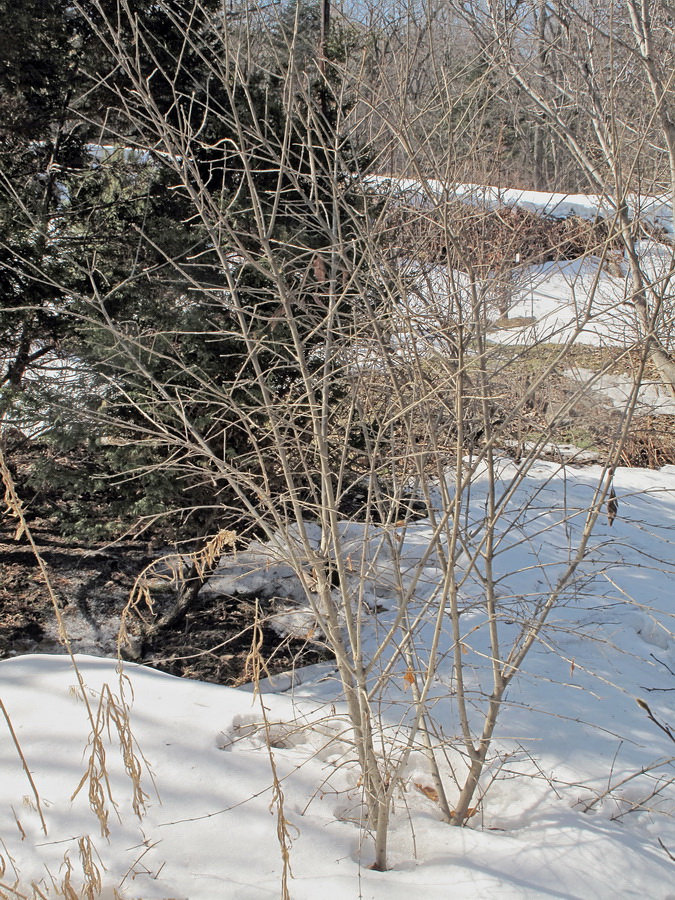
left=312, top=254, right=327, bottom=282
left=414, top=782, right=439, bottom=802
left=450, top=806, right=477, bottom=819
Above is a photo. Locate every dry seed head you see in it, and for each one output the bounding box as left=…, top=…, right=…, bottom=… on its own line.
left=0, top=453, right=26, bottom=541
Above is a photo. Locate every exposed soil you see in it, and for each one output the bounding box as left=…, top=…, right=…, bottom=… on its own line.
left=3, top=353, right=674, bottom=685
left=141, top=592, right=330, bottom=684
left=0, top=515, right=332, bottom=686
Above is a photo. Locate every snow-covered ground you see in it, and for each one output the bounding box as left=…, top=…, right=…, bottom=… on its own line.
left=2, top=460, right=674, bottom=899
left=492, top=242, right=675, bottom=346
left=3, top=180, right=675, bottom=898
left=403, top=241, right=674, bottom=351
left=567, top=367, right=675, bottom=416
left=394, top=239, right=675, bottom=422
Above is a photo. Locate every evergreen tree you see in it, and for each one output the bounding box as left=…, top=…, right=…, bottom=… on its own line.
left=1, top=0, right=377, bottom=541
left=0, top=0, right=88, bottom=398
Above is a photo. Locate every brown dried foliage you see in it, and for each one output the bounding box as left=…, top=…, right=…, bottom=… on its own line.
left=384, top=202, right=625, bottom=271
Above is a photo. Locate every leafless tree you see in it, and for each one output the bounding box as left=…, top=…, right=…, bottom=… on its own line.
left=452, top=0, right=675, bottom=392
left=3, top=0, right=666, bottom=875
